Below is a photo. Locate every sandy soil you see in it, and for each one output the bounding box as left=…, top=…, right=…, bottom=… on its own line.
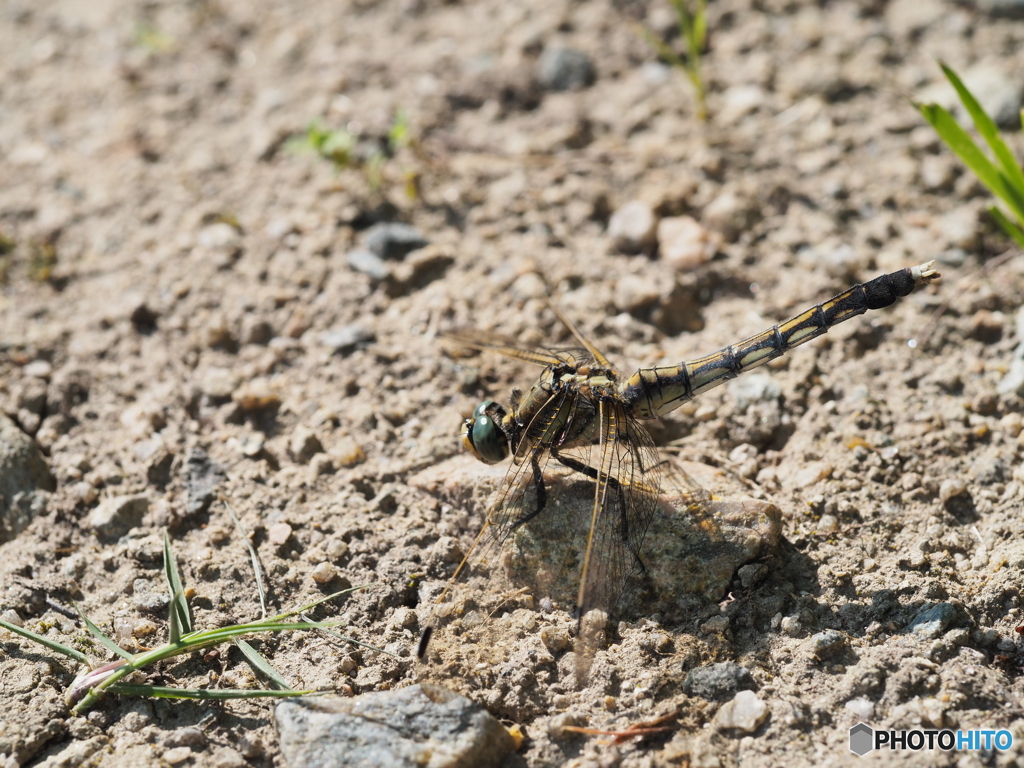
left=2, top=0, right=1024, bottom=766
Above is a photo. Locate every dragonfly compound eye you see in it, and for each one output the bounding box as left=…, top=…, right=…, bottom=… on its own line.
left=461, top=400, right=509, bottom=464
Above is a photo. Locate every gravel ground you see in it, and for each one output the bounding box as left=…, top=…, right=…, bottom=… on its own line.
left=2, top=0, right=1024, bottom=766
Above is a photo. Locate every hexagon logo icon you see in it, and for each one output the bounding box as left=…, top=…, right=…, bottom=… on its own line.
left=849, top=722, right=874, bottom=756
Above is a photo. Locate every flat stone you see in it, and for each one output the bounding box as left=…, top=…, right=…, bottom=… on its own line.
left=684, top=662, right=755, bottom=702
left=0, top=413, right=55, bottom=543
left=87, top=495, right=149, bottom=541
left=275, top=684, right=514, bottom=768
left=908, top=603, right=957, bottom=639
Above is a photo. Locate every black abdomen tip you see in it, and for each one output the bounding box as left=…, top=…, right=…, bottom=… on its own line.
left=863, top=268, right=916, bottom=310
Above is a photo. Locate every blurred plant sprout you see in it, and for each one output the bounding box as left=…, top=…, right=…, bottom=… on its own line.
left=917, top=63, right=1024, bottom=248
left=0, top=531, right=372, bottom=714
left=289, top=112, right=420, bottom=198
left=640, top=0, right=708, bottom=120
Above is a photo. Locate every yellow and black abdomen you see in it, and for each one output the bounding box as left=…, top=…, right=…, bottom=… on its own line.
left=622, top=262, right=940, bottom=419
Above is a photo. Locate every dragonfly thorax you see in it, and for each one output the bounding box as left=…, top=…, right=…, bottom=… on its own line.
left=461, top=400, right=511, bottom=465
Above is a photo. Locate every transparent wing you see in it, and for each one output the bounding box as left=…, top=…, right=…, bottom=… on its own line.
left=445, top=329, right=589, bottom=368
left=580, top=400, right=661, bottom=611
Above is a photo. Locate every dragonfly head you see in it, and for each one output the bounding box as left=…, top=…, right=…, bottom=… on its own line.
left=462, top=400, right=509, bottom=464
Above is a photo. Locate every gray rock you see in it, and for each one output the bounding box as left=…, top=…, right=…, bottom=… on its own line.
left=364, top=223, right=428, bottom=260
left=187, top=449, right=225, bottom=516
left=0, top=413, right=55, bottom=543
left=347, top=248, right=390, bottom=280
left=908, top=603, right=957, bottom=639
left=321, top=325, right=375, bottom=356
left=537, top=47, right=595, bottom=92
left=133, top=578, right=171, bottom=613
left=810, top=629, right=848, bottom=659
left=87, top=495, right=149, bottom=541
left=684, top=662, right=755, bottom=701
left=275, top=684, right=514, bottom=768
left=608, top=200, right=657, bottom=255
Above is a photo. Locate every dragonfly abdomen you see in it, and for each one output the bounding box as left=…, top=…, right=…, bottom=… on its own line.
left=621, top=261, right=940, bottom=419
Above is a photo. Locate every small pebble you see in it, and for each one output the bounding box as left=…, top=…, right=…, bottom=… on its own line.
left=607, top=200, right=657, bottom=255
left=845, top=697, right=874, bottom=720
left=780, top=616, right=803, bottom=637
left=715, top=690, right=769, bottom=733
left=310, top=562, right=339, bottom=584
left=390, top=607, right=418, bottom=629
left=657, top=215, right=719, bottom=270
left=364, top=222, right=428, bottom=260
left=816, top=514, right=839, bottom=534
left=330, top=437, right=366, bottom=468
left=700, top=615, right=730, bottom=635
left=268, top=522, right=293, bottom=546
left=232, top=384, right=281, bottom=412
left=347, top=248, right=389, bottom=280
left=23, top=360, right=53, bottom=379
left=737, top=563, right=767, bottom=588
left=163, top=746, right=192, bottom=765
left=540, top=626, right=571, bottom=653
left=164, top=727, right=208, bottom=750
left=939, top=478, right=967, bottom=504
left=537, top=47, right=595, bottom=92
left=290, top=427, right=324, bottom=464
left=810, top=629, right=847, bottom=659
left=547, top=711, right=585, bottom=740
left=320, top=325, right=375, bottom=356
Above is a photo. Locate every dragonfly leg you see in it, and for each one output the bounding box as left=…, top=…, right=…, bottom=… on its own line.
left=508, top=454, right=549, bottom=531
left=551, top=449, right=638, bottom=565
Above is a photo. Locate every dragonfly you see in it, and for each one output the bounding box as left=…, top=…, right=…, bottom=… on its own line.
left=432, top=261, right=940, bottom=680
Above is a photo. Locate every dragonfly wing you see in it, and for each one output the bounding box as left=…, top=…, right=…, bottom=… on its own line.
left=564, top=399, right=662, bottom=683
left=445, top=329, right=587, bottom=368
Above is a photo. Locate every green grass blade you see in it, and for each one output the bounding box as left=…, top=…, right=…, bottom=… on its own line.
left=223, top=500, right=267, bottom=619
left=940, top=63, right=1024, bottom=195
left=989, top=205, right=1024, bottom=248
left=233, top=638, right=294, bottom=690
left=163, top=531, right=192, bottom=639
left=266, top=584, right=371, bottom=623
left=0, top=618, right=92, bottom=665
left=74, top=604, right=135, bottom=662
left=918, top=102, right=1024, bottom=222
left=107, top=684, right=313, bottom=700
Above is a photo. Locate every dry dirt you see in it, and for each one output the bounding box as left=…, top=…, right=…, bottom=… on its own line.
left=2, top=0, right=1024, bottom=766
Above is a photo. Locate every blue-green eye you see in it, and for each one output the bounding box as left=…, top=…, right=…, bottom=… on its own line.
left=461, top=401, right=509, bottom=464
